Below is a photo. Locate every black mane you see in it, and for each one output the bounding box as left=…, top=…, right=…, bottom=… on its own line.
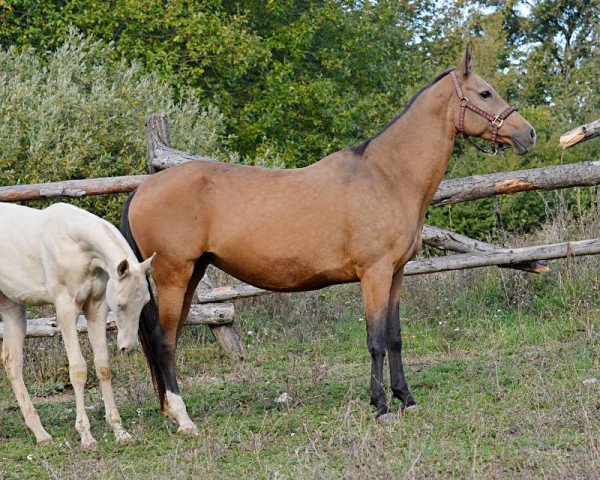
left=350, top=69, right=454, bottom=156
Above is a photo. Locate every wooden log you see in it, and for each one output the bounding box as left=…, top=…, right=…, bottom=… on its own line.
left=560, top=120, right=600, bottom=149
left=145, top=115, right=216, bottom=172
left=431, top=161, right=600, bottom=206
left=209, top=325, right=246, bottom=360
left=13, top=158, right=593, bottom=208
left=0, top=175, right=149, bottom=202
left=0, top=303, right=234, bottom=340
left=195, top=284, right=271, bottom=303
left=421, top=225, right=549, bottom=273
left=404, top=238, right=600, bottom=276
left=145, top=115, right=172, bottom=173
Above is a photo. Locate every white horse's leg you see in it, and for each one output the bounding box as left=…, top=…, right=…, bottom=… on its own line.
left=83, top=300, right=133, bottom=443
left=55, top=299, right=96, bottom=450
left=0, top=294, right=52, bottom=445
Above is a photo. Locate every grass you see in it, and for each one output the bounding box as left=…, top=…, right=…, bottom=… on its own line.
left=0, top=217, right=599, bottom=479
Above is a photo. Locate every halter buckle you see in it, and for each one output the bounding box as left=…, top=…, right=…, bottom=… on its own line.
left=492, top=116, right=504, bottom=127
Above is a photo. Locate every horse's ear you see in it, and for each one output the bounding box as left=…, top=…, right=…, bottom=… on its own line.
left=117, top=259, right=130, bottom=279
left=140, top=252, right=157, bottom=275
left=459, top=44, right=473, bottom=77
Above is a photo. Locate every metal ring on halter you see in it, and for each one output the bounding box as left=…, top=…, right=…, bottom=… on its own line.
left=459, top=96, right=469, bottom=106
left=492, top=116, right=504, bottom=127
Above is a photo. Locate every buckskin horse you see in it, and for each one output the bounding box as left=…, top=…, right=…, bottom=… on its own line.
left=121, top=46, right=535, bottom=433
left=0, top=202, right=155, bottom=448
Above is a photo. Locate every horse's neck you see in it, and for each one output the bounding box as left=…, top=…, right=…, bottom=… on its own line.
left=366, top=79, right=456, bottom=208
left=68, top=213, right=129, bottom=276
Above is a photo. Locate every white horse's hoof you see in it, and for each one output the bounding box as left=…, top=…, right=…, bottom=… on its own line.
left=176, top=424, right=200, bottom=436
left=377, top=412, right=398, bottom=424
left=115, top=430, right=133, bottom=443
left=36, top=434, right=53, bottom=446
left=81, top=438, right=97, bottom=451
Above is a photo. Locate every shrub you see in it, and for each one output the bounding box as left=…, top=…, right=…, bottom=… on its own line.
left=0, top=30, right=235, bottom=223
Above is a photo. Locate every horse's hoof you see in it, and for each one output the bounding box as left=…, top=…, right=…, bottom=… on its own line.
left=36, top=435, right=53, bottom=446
left=81, top=439, right=97, bottom=451
left=377, top=412, right=398, bottom=424
left=115, top=431, right=133, bottom=443
left=403, top=404, right=419, bottom=413
left=176, top=424, right=200, bottom=436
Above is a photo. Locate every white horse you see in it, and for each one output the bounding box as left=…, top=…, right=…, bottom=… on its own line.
left=0, top=202, right=155, bottom=449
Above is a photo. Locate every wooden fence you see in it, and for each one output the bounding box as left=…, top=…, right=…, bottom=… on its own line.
left=2, top=115, right=600, bottom=359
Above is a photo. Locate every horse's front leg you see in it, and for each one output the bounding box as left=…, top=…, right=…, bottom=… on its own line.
left=56, top=298, right=96, bottom=450
left=387, top=270, right=417, bottom=409
left=360, top=262, right=394, bottom=416
left=83, top=299, right=132, bottom=443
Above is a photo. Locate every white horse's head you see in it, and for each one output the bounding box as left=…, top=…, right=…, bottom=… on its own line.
left=105, top=253, right=156, bottom=352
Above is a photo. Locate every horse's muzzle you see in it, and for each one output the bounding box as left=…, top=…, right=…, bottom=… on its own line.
left=511, top=127, right=536, bottom=155
left=118, top=338, right=141, bottom=353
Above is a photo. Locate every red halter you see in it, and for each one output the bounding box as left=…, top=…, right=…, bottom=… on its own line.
left=450, top=70, right=517, bottom=156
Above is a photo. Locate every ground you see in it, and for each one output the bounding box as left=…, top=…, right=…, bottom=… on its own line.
left=0, top=228, right=599, bottom=479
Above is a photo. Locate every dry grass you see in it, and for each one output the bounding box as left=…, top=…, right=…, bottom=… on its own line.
left=0, top=214, right=598, bottom=479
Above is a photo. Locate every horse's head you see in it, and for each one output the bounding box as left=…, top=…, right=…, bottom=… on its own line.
left=105, top=253, right=156, bottom=353
left=450, top=45, right=535, bottom=155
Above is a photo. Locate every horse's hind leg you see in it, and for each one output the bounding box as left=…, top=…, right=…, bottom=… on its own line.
left=154, top=259, right=199, bottom=435
left=177, top=258, right=209, bottom=337
left=83, top=299, right=132, bottom=443
left=55, top=297, right=96, bottom=450
left=387, top=271, right=416, bottom=409
left=0, top=293, right=52, bottom=445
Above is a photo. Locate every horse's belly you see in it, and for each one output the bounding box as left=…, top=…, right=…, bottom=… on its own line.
left=0, top=275, right=51, bottom=306
left=0, top=249, right=51, bottom=306
left=212, top=253, right=357, bottom=292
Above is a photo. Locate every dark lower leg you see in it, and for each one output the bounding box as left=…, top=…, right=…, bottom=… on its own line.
left=367, top=325, right=389, bottom=415
left=387, top=300, right=416, bottom=408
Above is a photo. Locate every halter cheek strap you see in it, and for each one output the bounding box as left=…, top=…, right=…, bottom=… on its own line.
left=450, top=70, right=517, bottom=156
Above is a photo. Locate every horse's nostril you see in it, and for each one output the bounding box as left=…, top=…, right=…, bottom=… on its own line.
left=530, top=128, right=536, bottom=139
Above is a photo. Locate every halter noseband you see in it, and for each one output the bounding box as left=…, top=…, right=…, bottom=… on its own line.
left=450, top=69, right=517, bottom=156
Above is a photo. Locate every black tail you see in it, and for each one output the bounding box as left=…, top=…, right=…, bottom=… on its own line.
left=121, top=192, right=168, bottom=409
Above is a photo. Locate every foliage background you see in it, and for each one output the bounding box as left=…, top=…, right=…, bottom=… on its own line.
left=0, top=0, right=598, bottom=232
left=0, top=3, right=598, bottom=477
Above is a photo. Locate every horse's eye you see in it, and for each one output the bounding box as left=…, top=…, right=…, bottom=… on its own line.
left=480, top=90, right=492, bottom=99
